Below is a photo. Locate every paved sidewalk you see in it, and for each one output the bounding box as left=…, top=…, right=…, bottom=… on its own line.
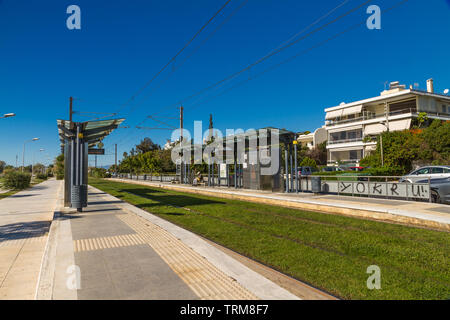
left=0, top=179, right=63, bottom=299
left=40, top=187, right=303, bottom=300
left=109, top=178, right=450, bottom=231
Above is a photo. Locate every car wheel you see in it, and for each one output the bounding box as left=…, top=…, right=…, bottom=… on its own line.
left=431, top=191, right=441, bottom=203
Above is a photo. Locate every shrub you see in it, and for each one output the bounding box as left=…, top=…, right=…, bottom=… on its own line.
left=3, top=171, right=31, bottom=190
left=363, top=166, right=405, bottom=176
left=36, top=173, right=48, bottom=180
left=299, top=157, right=317, bottom=169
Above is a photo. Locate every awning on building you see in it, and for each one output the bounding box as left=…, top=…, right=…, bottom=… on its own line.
left=341, top=104, right=362, bottom=116
left=389, top=118, right=412, bottom=131
left=325, top=109, right=343, bottom=120
left=364, top=119, right=412, bottom=135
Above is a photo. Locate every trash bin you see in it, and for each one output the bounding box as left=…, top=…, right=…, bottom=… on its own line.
left=71, top=184, right=87, bottom=210
left=311, top=176, right=321, bottom=194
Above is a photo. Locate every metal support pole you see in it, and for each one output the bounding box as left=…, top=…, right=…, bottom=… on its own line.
left=234, top=155, right=237, bottom=189
left=76, top=124, right=80, bottom=186
left=208, top=161, right=211, bottom=187
left=115, top=144, right=117, bottom=177
left=429, top=177, right=432, bottom=203
left=294, top=142, right=298, bottom=193
left=290, top=144, right=294, bottom=193
left=284, top=145, right=289, bottom=193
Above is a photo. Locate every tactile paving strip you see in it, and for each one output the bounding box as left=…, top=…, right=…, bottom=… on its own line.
left=73, top=233, right=146, bottom=252
left=117, top=213, right=258, bottom=300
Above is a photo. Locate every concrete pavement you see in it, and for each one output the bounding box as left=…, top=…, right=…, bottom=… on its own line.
left=37, top=186, right=315, bottom=300
left=0, top=179, right=63, bottom=299
left=109, top=178, right=450, bottom=231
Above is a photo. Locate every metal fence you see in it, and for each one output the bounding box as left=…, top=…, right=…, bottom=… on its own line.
left=288, top=175, right=432, bottom=202
left=114, top=173, right=432, bottom=203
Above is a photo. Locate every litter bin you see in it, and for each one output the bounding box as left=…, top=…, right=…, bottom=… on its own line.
left=311, top=176, right=321, bottom=194
left=71, top=184, right=87, bottom=211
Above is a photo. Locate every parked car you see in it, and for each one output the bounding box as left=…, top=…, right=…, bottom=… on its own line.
left=416, top=177, right=450, bottom=204
left=348, top=166, right=365, bottom=172
left=321, top=166, right=344, bottom=172
left=399, top=166, right=450, bottom=183
left=298, top=166, right=318, bottom=176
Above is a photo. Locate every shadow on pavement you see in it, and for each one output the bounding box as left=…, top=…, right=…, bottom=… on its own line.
left=0, top=221, right=50, bottom=242
left=9, top=194, right=38, bottom=198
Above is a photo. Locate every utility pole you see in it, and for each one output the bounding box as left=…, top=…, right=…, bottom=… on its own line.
left=69, top=96, right=74, bottom=124
left=95, top=155, right=97, bottom=168
left=179, top=105, right=184, bottom=142
left=15, top=155, right=18, bottom=168
left=115, top=144, right=117, bottom=176
left=209, top=114, right=213, bottom=141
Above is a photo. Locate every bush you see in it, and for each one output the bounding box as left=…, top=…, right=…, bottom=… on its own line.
left=3, top=171, right=31, bottom=190
left=36, top=173, right=48, bottom=180
left=299, top=157, right=317, bottom=168
left=363, top=166, right=405, bottom=177
left=89, top=168, right=111, bottom=178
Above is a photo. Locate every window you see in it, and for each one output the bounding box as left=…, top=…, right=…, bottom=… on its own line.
left=431, top=167, right=444, bottom=174
left=444, top=168, right=450, bottom=173
left=416, top=168, right=430, bottom=175
left=349, top=150, right=358, bottom=160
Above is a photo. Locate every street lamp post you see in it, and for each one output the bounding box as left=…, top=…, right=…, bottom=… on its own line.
left=0, top=113, right=15, bottom=119
left=32, top=148, right=45, bottom=176
left=22, top=138, right=40, bottom=172
left=379, top=122, right=388, bottom=167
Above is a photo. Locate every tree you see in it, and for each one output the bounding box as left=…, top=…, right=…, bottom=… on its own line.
left=32, top=163, right=45, bottom=174
left=299, top=157, right=317, bottom=168
left=136, top=137, right=160, bottom=154
left=55, top=154, right=65, bottom=180
left=0, top=160, right=5, bottom=173
left=360, top=119, right=449, bottom=172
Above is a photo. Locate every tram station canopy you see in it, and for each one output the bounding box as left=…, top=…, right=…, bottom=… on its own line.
left=57, top=118, right=125, bottom=149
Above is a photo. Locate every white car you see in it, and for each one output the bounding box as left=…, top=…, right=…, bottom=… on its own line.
left=399, top=166, right=450, bottom=183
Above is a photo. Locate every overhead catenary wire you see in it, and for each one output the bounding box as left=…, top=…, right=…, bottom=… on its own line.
left=113, top=0, right=233, bottom=116
left=105, top=0, right=244, bottom=149
left=185, top=0, right=411, bottom=112
left=150, top=0, right=372, bottom=114
left=106, top=0, right=411, bottom=164
left=108, top=0, right=359, bottom=149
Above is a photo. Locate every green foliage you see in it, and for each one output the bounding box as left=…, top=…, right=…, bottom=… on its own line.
left=3, top=171, right=31, bottom=190
left=299, top=156, right=317, bottom=168
left=0, top=160, right=6, bottom=173
left=359, top=119, right=450, bottom=174
left=118, top=149, right=175, bottom=174
left=36, top=173, right=48, bottom=180
left=363, top=166, right=404, bottom=176
left=89, top=168, right=111, bottom=178
left=55, top=154, right=65, bottom=180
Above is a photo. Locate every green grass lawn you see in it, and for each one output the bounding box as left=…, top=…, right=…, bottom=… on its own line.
left=89, top=178, right=450, bottom=300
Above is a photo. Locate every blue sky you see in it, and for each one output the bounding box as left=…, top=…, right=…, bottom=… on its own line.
left=0, top=0, right=449, bottom=167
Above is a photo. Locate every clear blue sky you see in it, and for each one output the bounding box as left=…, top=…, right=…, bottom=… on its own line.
left=0, top=0, right=449, bottom=167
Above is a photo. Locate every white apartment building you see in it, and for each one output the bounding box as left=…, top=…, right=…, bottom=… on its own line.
left=297, top=127, right=327, bottom=150
left=324, top=79, right=450, bottom=166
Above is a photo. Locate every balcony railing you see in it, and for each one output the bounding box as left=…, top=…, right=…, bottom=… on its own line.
left=326, top=108, right=418, bottom=126
left=327, top=138, right=363, bottom=145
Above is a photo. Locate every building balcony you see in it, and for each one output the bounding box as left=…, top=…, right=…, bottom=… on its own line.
left=326, top=108, right=418, bottom=126
left=327, top=138, right=363, bottom=146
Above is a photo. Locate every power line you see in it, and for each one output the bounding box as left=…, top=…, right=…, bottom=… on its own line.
left=151, top=0, right=372, bottom=113
left=105, top=0, right=241, bottom=149
left=186, top=0, right=411, bottom=112
left=123, top=0, right=250, bottom=119
left=113, top=0, right=233, bottom=116
left=108, top=0, right=355, bottom=149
